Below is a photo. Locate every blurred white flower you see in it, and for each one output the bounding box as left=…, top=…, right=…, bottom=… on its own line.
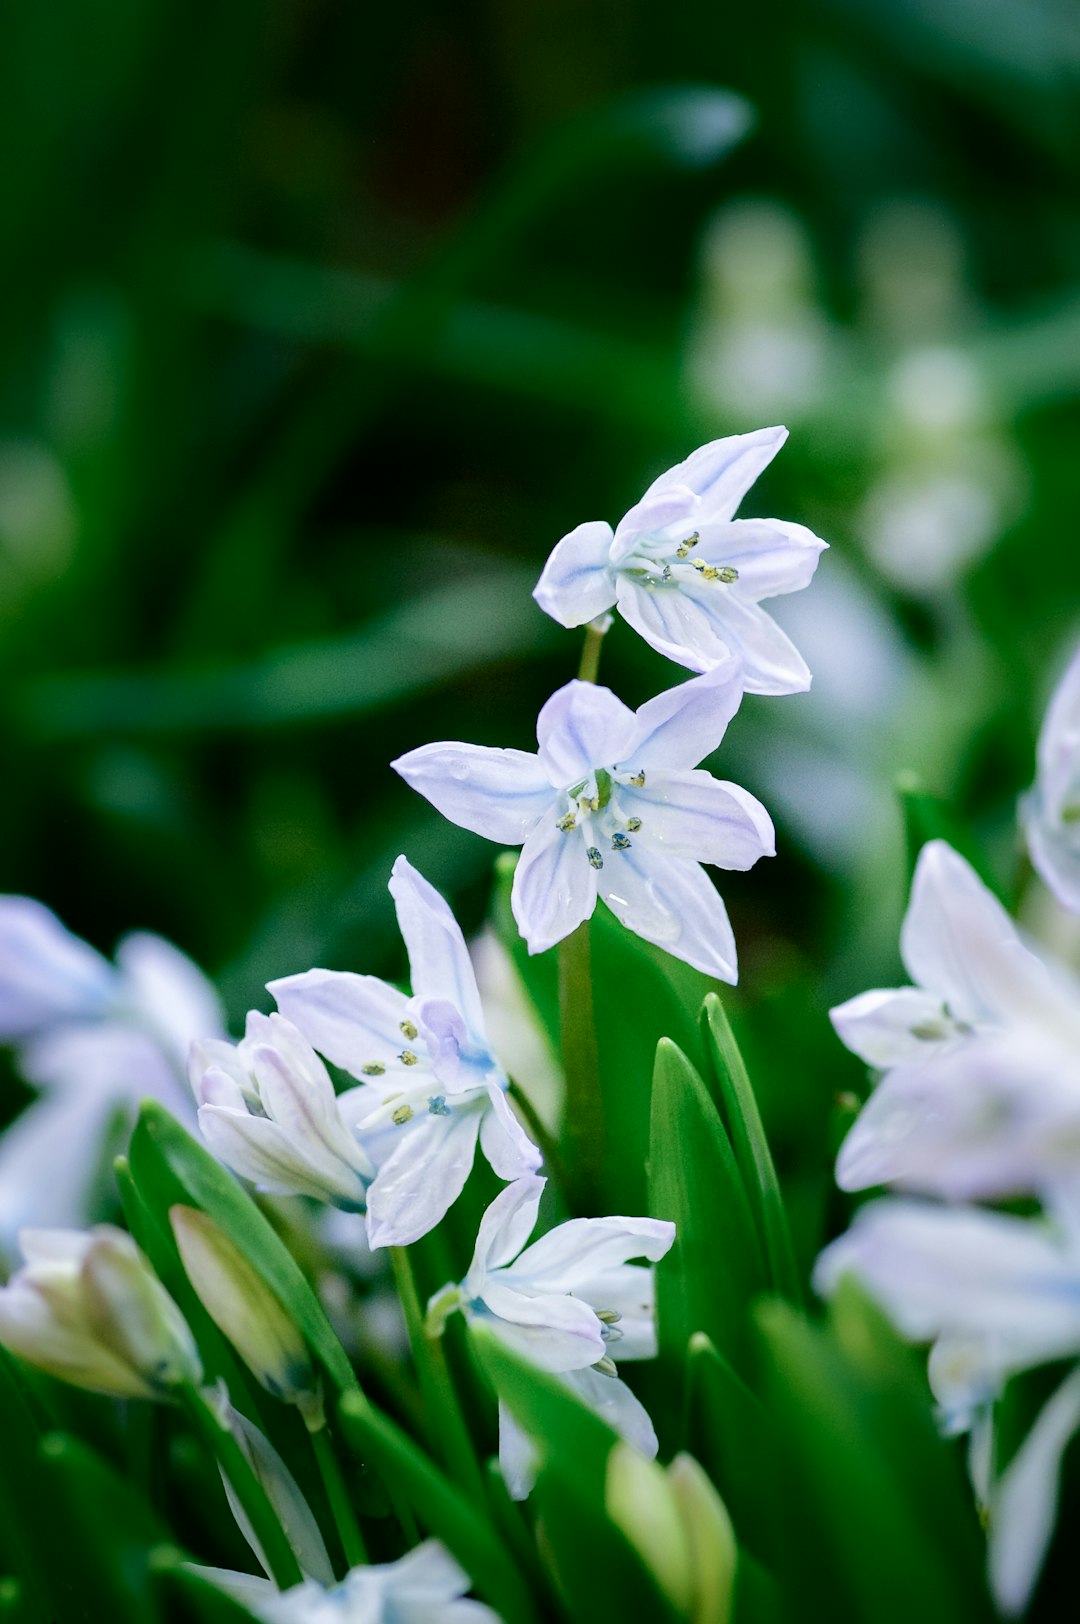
left=394, top=664, right=773, bottom=981
left=1023, top=642, right=1080, bottom=913
left=0, top=900, right=224, bottom=1248
left=532, top=428, right=827, bottom=691
left=0, top=1224, right=200, bottom=1399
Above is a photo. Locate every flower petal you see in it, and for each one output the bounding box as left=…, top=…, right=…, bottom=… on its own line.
left=511, top=822, right=597, bottom=956
left=388, top=857, right=487, bottom=1041
left=680, top=584, right=812, bottom=694
left=0, top=1090, right=115, bottom=1252
left=598, top=848, right=739, bottom=982
left=626, top=660, right=745, bottom=770
left=0, top=897, right=115, bottom=1041
left=563, top=1365, right=659, bottom=1458
left=467, top=1175, right=546, bottom=1280
left=989, top=1367, right=1080, bottom=1617
left=829, top=986, right=966, bottom=1068
left=498, top=1401, right=538, bottom=1501
left=252, top=1017, right=371, bottom=1179
left=269, top=970, right=414, bottom=1077
left=699, top=516, right=826, bottom=600
left=510, top=1215, right=674, bottom=1293
left=198, top=1105, right=366, bottom=1206
left=532, top=521, right=617, bottom=627
left=114, top=931, right=225, bottom=1060
left=477, top=1278, right=606, bottom=1371
left=636, top=427, right=788, bottom=519
left=614, top=574, right=733, bottom=675
left=391, top=743, right=554, bottom=844
left=622, top=769, right=774, bottom=868
left=479, top=1085, right=542, bottom=1181
left=535, top=680, right=639, bottom=787
left=364, top=1105, right=483, bottom=1248
left=611, top=485, right=697, bottom=559
left=568, top=1261, right=658, bottom=1360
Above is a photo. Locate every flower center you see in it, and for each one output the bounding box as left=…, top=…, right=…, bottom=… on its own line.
left=621, top=529, right=740, bottom=589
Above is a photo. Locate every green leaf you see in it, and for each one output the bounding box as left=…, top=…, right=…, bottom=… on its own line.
left=896, top=771, right=1005, bottom=901
left=648, top=1038, right=768, bottom=1385
left=0, top=1352, right=70, bottom=1624
left=336, top=1390, right=537, bottom=1624
left=701, top=994, right=802, bottom=1304
left=151, top=1557, right=262, bottom=1623
left=756, top=1298, right=993, bottom=1624
left=685, top=1333, right=778, bottom=1571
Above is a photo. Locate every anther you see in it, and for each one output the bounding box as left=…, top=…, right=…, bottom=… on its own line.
left=579, top=795, right=600, bottom=814
left=399, top=1018, right=418, bottom=1040
left=611, top=832, right=632, bottom=852
left=675, top=531, right=700, bottom=559
left=392, top=1104, right=414, bottom=1125
left=398, top=1049, right=419, bottom=1066
left=556, top=811, right=577, bottom=832
left=716, top=565, right=739, bottom=583
left=587, top=847, right=604, bottom=870
left=593, top=1355, right=618, bottom=1378
left=427, top=1095, right=451, bottom=1117
left=626, top=817, right=642, bottom=832
left=596, top=1310, right=622, bottom=1324
left=361, top=1062, right=386, bottom=1076
left=629, top=770, right=646, bottom=788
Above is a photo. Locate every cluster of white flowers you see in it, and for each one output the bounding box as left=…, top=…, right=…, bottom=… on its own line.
left=817, top=643, right=1080, bottom=1616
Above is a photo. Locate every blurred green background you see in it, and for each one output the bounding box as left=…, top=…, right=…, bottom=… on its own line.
left=4, top=0, right=1080, bottom=1245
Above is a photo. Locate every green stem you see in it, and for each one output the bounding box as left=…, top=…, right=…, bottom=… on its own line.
left=577, top=622, right=606, bottom=684
left=508, top=1079, right=571, bottom=1196
left=389, top=1246, right=486, bottom=1506
left=558, top=919, right=604, bottom=1214
left=310, top=1423, right=367, bottom=1570
left=178, top=1386, right=303, bottom=1591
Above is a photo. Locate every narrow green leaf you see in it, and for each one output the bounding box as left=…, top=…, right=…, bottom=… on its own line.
left=0, top=1352, right=69, bottom=1624
left=648, top=1038, right=767, bottom=1385
left=336, top=1390, right=536, bottom=1624
left=686, top=1333, right=778, bottom=1571
left=896, top=771, right=1004, bottom=900
left=701, top=994, right=802, bottom=1304
left=152, top=1557, right=263, bottom=1623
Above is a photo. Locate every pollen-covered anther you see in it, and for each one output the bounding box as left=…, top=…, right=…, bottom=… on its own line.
left=398, top=1049, right=419, bottom=1066
left=629, top=770, right=646, bottom=788
left=593, top=1354, right=618, bottom=1378
left=674, top=531, right=700, bottom=559
left=427, top=1095, right=451, bottom=1117
left=399, top=1018, right=418, bottom=1041
left=392, top=1104, right=414, bottom=1125
left=626, top=817, right=642, bottom=833
left=596, top=1309, right=622, bottom=1324
left=361, top=1062, right=386, bottom=1076
left=587, top=847, right=604, bottom=870
left=611, top=832, right=632, bottom=852
left=716, top=564, right=739, bottom=583
left=579, top=795, right=600, bottom=814
left=556, top=811, right=577, bottom=832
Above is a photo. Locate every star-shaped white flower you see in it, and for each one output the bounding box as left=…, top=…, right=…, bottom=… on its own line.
left=430, top=1175, right=673, bottom=1498
left=1023, top=642, right=1080, bottom=913
left=532, top=427, right=827, bottom=692
left=269, top=857, right=539, bottom=1248
left=392, top=662, right=774, bottom=982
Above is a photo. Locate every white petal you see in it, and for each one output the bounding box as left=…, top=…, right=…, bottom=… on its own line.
left=1035, top=642, right=1080, bottom=815
left=511, top=822, right=597, bottom=955
left=989, top=1367, right=1080, bottom=1617
left=570, top=1262, right=658, bottom=1360
left=681, top=586, right=812, bottom=695
left=627, top=660, right=745, bottom=770
left=114, top=931, right=225, bottom=1059
left=498, top=1400, right=538, bottom=1501
left=510, top=1215, right=674, bottom=1293
left=1024, top=807, right=1080, bottom=916
left=225, top=1406, right=335, bottom=1586
left=0, top=1090, right=115, bottom=1251
left=391, top=742, right=554, bottom=844
left=467, top=1175, right=546, bottom=1280
left=611, top=485, right=698, bottom=559
left=0, top=1275, right=150, bottom=1398
left=622, top=770, right=774, bottom=868
left=700, top=516, right=826, bottom=600
left=829, top=986, right=964, bottom=1067
left=415, top=998, right=472, bottom=1093
left=199, top=1105, right=366, bottom=1206
left=635, top=427, right=788, bottom=519
left=477, top=1279, right=605, bottom=1372
left=379, top=1538, right=473, bottom=1601
left=479, top=1085, right=542, bottom=1181
left=364, top=1105, right=482, bottom=1248
left=598, top=848, right=739, bottom=982
left=535, top=681, right=638, bottom=787
left=252, top=1018, right=371, bottom=1178
left=269, top=969, right=414, bottom=1078
left=532, top=521, right=617, bottom=627
left=614, top=574, right=732, bottom=674
left=388, top=857, right=486, bottom=1040
left=564, top=1366, right=659, bottom=1457
left=0, top=897, right=115, bottom=1040
left=23, top=1021, right=194, bottom=1122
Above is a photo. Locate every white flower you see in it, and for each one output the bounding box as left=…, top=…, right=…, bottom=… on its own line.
left=0, top=1224, right=201, bottom=1399
left=269, top=858, right=540, bottom=1249
left=815, top=1198, right=1080, bottom=1616
left=392, top=663, right=774, bottom=981
left=190, top=1012, right=374, bottom=1210
left=532, top=427, right=826, bottom=692
left=432, top=1175, right=673, bottom=1498
left=0, top=900, right=224, bottom=1247
left=830, top=841, right=1080, bottom=1198
left=198, top=1541, right=500, bottom=1624
left=1023, top=642, right=1080, bottom=913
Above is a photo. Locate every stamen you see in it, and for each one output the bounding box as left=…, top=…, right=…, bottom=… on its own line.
left=675, top=531, right=700, bottom=559
left=596, top=1310, right=622, bottom=1324
left=427, top=1095, right=451, bottom=1117
left=587, top=847, right=604, bottom=870
left=593, top=1355, right=618, bottom=1378
left=660, top=565, right=672, bottom=583
left=579, top=795, right=600, bottom=814
left=626, top=817, right=642, bottom=832
left=398, top=1049, right=419, bottom=1066
left=392, top=1104, right=414, bottom=1125
left=399, top=1018, right=418, bottom=1040
left=601, top=1324, right=624, bottom=1343
left=611, top=832, right=632, bottom=852
left=629, top=770, right=646, bottom=787
left=716, top=565, right=739, bottom=583
left=556, top=811, right=577, bottom=832
left=361, top=1062, right=386, bottom=1076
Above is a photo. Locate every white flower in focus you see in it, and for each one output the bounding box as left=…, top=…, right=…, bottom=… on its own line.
left=0, top=1224, right=201, bottom=1399
left=1023, top=643, right=1080, bottom=914
left=393, top=663, right=774, bottom=981
left=270, top=858, right=540, bottom=1249
left=431, top=1175, right=673, bottom=1498
left=190, top=1013, right=374, bottom=1211
left=0, top=900, right=224, bottom=1247
left=532, top=427, right=826, bottom=692
left=198, top=1541, right=500, bottom=1624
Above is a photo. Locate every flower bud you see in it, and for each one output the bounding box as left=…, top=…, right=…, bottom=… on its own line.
left=169, top=1206, right=323, bottom=1430
left=667, top=1453, right=737, bottom=1624
left=0, top=1226, right=201, bottom=1399
left=605, top=1441, right=694, bottom=1614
